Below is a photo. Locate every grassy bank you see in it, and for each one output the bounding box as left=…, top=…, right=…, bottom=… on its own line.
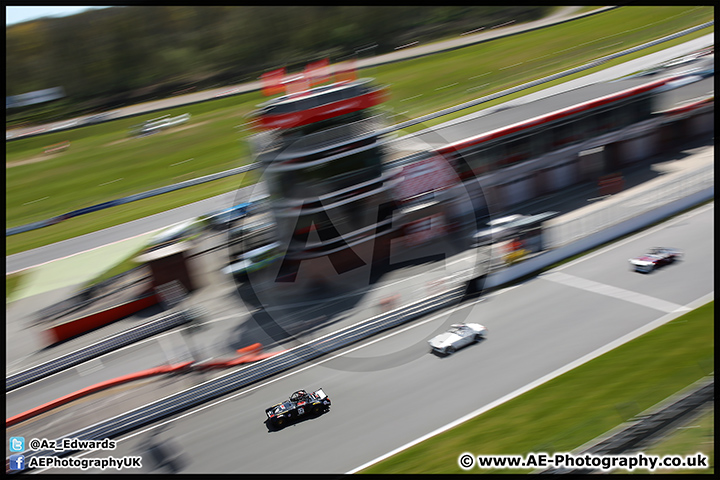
left=6, top=271, right=25, bottom=301
left=362, top=301, right=714, bottom=474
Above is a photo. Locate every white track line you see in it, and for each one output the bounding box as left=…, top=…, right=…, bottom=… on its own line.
left=542, top=271, right=688, bottom=313
left=22, top=197, right=49, bottom=206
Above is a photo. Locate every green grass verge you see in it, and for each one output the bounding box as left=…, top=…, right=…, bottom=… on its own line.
left=80, top=250, right=145, bottom=290
left=6, top=168, right=260, bottom=256
left=6, top=271, right=25, bottom=301
left=5, top=6, right=714, bottom=256
left=367, top=6, right=713, bottom=132
left=393, top=24, right=714, bottom=136
left=361, top=301, right=714, bottom=474
left=6, top=96, right=262, bottom=226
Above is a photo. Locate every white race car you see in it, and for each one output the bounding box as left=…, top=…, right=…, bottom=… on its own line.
left=428, top=323, right=487, bottom=355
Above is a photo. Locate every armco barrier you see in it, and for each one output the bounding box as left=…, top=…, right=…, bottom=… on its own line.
left=6, top=21, right=713, bottom=238
left=45, top=293, right=160, bottom=345
left=6, top=310, right=190, bottom=392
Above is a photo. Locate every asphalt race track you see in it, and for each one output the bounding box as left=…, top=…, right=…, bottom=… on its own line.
left=35, top=202, right=713, bottom=474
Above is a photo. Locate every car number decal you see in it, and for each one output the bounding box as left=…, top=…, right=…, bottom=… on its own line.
left=298, top=407, right=305, bottom=415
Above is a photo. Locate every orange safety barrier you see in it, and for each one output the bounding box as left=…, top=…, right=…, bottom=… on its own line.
left=45, top=293, right=161, bottom=345
left=6, top=361, right=193, bottom=427
left=6, top=343, right=287, bottom=427
left=194, top=343, right=263, bottom=370
left=225, top=350, right=284, bottom=366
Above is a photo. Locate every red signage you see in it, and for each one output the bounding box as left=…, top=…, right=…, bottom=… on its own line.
left=305, top=58, right=331, bottom=87
left=261, top=68, right=286, bottom=96
left=259, top=58, right=359, bottom=99
left=286, top=75, right=310, bottom=95
left=257, top=88, right=387, bottom=130
left=335, top=59, right=357, bottom=82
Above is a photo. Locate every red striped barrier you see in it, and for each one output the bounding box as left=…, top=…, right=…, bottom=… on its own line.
left=227, top=350, right=283, bottom=366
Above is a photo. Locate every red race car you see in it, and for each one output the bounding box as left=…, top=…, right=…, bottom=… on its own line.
left=629, top=247, right=682, bottom=273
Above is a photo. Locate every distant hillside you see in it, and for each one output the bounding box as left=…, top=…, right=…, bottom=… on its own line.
left=6, top=6, right=550, bottom=125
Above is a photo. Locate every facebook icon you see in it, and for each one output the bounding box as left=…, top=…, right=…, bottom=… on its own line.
left=9, top=455, right=25, bottom=471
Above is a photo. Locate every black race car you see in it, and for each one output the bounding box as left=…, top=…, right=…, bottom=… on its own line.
left=265, top=388, right=331, bottom=428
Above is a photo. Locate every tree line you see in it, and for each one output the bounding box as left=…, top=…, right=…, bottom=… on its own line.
left=6, top=6, right=551, bottom=124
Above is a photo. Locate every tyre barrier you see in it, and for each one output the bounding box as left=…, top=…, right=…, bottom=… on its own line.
left=5, top=310, right=190, bottom=392
left=8, top=173, right=713, bottom=462
left=6, top=27, right=715, bottom=469
left=13, top=284, right=466, bottom=466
